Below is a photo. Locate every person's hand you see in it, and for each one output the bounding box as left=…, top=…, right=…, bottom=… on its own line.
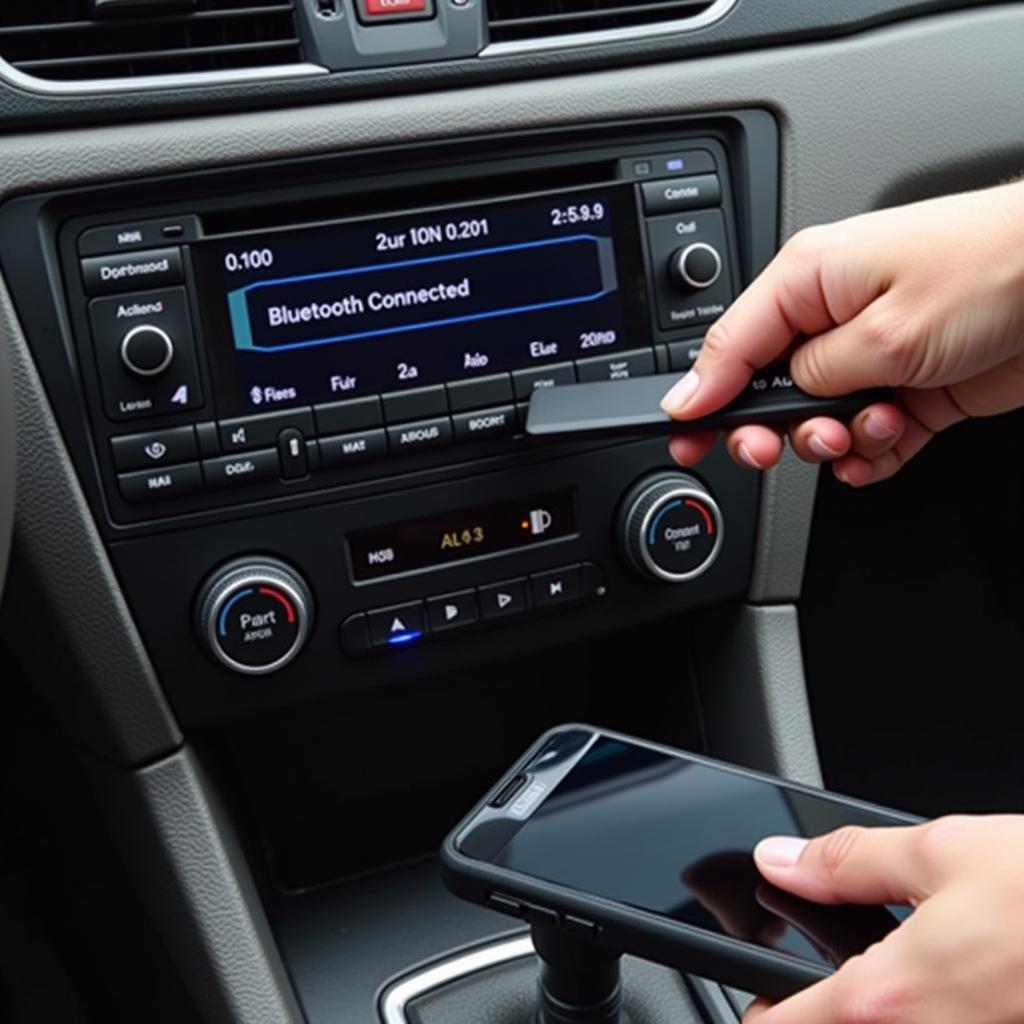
left=659, top=181, right=1024, bottom=485
left=744, top=816, right=1024, bottom=1023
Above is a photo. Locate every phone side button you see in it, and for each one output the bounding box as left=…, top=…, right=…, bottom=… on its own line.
left=486, top=893, right=524, bottom=917
left=522, top=902, right=559, bottom=927
left=563, top=914, right=602, bottom=938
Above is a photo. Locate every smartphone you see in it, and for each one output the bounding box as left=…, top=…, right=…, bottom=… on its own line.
left=441, top=725, right=920, bottom=1000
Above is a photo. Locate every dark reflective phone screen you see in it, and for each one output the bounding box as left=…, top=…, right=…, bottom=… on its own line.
left=485, top=738, right=905, bottom=968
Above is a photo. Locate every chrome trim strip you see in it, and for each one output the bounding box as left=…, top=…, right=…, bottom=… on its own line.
left=0, top=57, right=327, bottom=95
left=380, top=934, right=534, bottom=1024
left=480, top=0, right=738, bottom=57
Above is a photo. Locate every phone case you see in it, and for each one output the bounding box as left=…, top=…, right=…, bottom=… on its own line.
left=440, top=723, right=921, bottom=1001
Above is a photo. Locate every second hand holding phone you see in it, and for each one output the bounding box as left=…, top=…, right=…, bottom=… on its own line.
left=525, top=363, right=890, bottom=441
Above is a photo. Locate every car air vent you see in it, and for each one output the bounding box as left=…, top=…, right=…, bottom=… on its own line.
left=0, top=0, right=309, bottom=88
left=485, top=0, right=735, bottom=51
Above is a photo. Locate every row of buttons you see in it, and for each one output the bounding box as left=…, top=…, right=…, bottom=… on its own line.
left=486, top=892, right=601, bottom=939
left=339, top=562, right=605, bottom=655
left=109, top=346, right=675, bottom=504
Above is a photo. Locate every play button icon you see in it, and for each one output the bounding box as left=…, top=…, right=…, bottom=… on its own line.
left=479, top=578, right=528, bottom=621
left=427, top=590, right=479, bottom=633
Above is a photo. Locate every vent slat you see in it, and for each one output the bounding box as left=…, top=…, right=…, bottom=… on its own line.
left=0, top=6, right=295, bottom=37
left=0, top=0, right=303, bottom=83
left=487, top=0, right=717, bottom=43
left=15, top=40, right=298, bottom=72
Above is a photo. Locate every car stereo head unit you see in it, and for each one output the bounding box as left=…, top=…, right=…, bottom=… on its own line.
left=59, top=136, right=741, bottom=524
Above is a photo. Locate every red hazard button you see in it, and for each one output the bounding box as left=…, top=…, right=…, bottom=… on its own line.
left=360, top=0, right=429, bottom=17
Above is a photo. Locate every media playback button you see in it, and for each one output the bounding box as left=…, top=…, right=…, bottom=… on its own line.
left=426, top=590, right=479, bottom=633
left=478, top=578, right=529, bottom=621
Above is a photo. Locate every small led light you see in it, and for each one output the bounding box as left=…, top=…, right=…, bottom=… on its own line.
left=387, top=630, right=423, bottom=646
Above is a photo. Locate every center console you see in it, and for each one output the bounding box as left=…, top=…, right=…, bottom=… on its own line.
left=1, top=113, right=777, bottom=732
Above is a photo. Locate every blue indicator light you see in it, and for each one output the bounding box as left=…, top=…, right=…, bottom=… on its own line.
left=666, top=158, right=685, bottom=171
left=387, top=630, right=423, bottom=646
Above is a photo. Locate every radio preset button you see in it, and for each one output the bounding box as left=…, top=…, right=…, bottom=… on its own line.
left=110, top=425, right=197, bottom=472
left=426, top=590, right=479, bottom=633
left=446, top=373, right=513, bottom=413
left=576, top=349, right=656, bottom=383
left=387, top=416, right=453, bottom=455
left=367, top=602, right=427, bottom=647
left=511, top=362, right=576, bottom=401
left=478, top=578, right=529, bottom=621
left=81, top=247, right=183, bottom=296
left=452, top=405, right=516, bottom=443
left=314, top=395, right=383, bottom=435
left=118, top=461, right=202, bottom=503
left=641, top=174, right=722, bottom=216
left=219, top=408, right=314, bottom=452
left=203, top=449, right=279, bottom=488
left=381, top=385, right=447, bottom=424
left=319, top=428, right=388, bottom=468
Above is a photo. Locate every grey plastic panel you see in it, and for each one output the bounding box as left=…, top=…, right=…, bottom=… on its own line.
left=91, top=746, right=304, bottom=1024
left=694, top=605, right=823, bottom=787
left=2, top=274, right=182, bottom=764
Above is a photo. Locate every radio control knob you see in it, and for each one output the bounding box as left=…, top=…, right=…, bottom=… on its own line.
left=619, top=473, right=724, bottom=583
left=669, top=243, right=723, bottom=292
left=197, top=557, right=313, bottom=676
left=120, top=324, right=174, bottom=377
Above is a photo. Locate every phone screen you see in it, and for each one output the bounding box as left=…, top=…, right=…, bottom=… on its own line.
left=462, top=734, right=908, bottom=969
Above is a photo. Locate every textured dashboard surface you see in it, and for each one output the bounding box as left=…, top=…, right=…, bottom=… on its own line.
left=0, top=267, right=11, bottom=596
left=93, top=746, right=304, bottom=1024
left=0, top=0, right=1003, bottom=129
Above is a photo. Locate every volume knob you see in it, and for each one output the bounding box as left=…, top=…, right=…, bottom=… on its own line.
left=197, top=557, right=313, bottom=675
left=120, top=324, right=174, bottom=377
left=669, top=243, right=723, bottom=292
left=619, top=473, right=724, bottom=583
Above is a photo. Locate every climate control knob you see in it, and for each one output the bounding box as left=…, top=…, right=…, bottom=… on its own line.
left=619, top=473, right=724, bottom=583
left=669, top=242, right=722, bottom=292
left=197, top=557, right=313, bottom=675
left=120, top=324, right=174, bottom=377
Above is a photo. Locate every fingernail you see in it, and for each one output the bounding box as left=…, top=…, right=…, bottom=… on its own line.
left=660, top=371, right=700, bottom=414
left=864, top=413, right=897, bottom=441
left=755, top=837, right=809, bottom=869
left=808, top=434, right=841, bottom=459
left=835, top=466, right=852, bottom=485
left=737, top=442, right=763, bottom=470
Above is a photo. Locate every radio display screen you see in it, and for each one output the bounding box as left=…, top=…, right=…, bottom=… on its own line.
left=348, top=490, right=576, bottom=581
left=194, top=186, right=649, bottom=415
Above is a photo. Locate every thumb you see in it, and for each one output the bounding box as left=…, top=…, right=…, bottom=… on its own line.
left=753, top=825, right=935, bottom=908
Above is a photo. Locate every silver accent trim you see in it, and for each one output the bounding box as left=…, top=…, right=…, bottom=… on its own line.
left=201, top=560, right=312, bottom=677
left=674, top=242, right=722, bottom=290
left=633, top=482, right=724, bottom=584
left=120, top=324, right=174, bottom=377
left=380, top=935, right=535, bottom=1024
left=0, top=56, right=327, bottom=96
left=480, top=0, right=738, bottom=58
